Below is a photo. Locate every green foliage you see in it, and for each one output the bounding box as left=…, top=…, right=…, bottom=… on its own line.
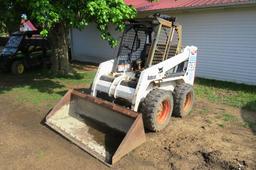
left=28, top=0, right=136, bottom=46
left=0, top=0, right=136, bottom=46
left=0, top=0, right=26, bottom=34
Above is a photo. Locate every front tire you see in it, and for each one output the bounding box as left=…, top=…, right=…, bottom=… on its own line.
left=140, top=89, right=174, bottom=132
left=11, top=60, right=25, bottom=75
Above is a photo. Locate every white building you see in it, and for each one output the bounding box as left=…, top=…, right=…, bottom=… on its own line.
left=70, top=1, right=256, bottom=85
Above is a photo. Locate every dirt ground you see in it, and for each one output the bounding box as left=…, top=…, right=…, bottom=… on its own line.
left=0, top=90, right=255, bottom=170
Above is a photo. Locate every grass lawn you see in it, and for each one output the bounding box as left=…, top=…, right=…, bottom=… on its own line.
left=0, top=69, right=96, bottom=108
left=0, top=68, right=255, bottom=112
left=195, top=78, right=256, bottom=112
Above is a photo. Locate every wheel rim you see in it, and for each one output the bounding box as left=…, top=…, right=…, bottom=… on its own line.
left=17, top=64, right=24, bottom=74
left=157, top=99, right=171, bottom=124
left=183, top=91, right=193, bottom=113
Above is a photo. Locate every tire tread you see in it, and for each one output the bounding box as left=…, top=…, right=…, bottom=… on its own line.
left=173, top=83, right=194, bottom=117
left=140, top=89, right=173, bottom=132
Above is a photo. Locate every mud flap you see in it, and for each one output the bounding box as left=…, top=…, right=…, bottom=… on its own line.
left=45, top=89, right=146, bottom=166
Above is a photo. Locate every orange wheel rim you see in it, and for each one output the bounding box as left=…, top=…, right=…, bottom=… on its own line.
left=183, top=92, right=193, bottom=113
left=157, top=99, right=171, bottom=124
left=17, top=64, right=24, bottom=74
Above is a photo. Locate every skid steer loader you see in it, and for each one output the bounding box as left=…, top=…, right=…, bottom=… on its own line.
left=45, top=16, right=198, bottom=165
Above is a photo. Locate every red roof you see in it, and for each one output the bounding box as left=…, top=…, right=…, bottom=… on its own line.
left=125, top=0, right=255, bottom=11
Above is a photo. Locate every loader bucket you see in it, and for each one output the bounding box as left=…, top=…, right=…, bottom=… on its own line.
left=45, top=89, right=146, bottom=165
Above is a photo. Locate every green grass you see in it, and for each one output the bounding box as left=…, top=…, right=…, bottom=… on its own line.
left=218, top=123, right=225, bottom=128
left=215, top=111, right=239, bottom=128
left=199, top=107, right=209, bottom=114
left=1, top=69, right=256, bottom=112
left=0, top=69, right=96, bottom=107
left=222, top=112, right=238, bottom=122
left=215, top=111, right=245, bottom=129
left=195, top=78, right=256, bottom=111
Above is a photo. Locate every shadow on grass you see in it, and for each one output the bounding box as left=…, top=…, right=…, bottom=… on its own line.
left=241, top=101, right=256, bottom=135
left=195, top=78, right=256, bottom=93
left=0, top=68, right=86, bottom=95
left=242, top=101, right=256, bottom=112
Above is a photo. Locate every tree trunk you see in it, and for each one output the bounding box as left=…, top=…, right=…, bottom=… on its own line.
left=49, top=22, right=70, bottom=74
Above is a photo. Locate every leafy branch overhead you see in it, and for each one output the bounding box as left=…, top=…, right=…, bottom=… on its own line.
left=29, top=0, right=136, bottom=47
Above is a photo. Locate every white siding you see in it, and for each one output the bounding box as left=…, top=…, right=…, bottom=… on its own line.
left=173, top=8, right=256, bottom=85
left=71, top=7, right=256, bottom=85
left=71, top=23, right=121, bottom=63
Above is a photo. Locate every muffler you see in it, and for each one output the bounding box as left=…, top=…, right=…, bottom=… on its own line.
left=45, top=89, right=146, bottom=165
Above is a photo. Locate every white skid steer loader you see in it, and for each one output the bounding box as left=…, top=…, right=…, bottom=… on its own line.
left=45, top=16, right=198, bottom=166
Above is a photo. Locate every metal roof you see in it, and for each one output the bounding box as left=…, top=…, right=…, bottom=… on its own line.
left=125, top=0, right=256, bottom=11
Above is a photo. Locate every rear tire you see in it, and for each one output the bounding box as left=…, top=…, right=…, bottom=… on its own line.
left=0, top=66, right=9, bottom=73
left=11, top=60, right=25, bottom=75
left=140, top=89, right=173, bottom=132
left=173, top=83, right=194, bottom=117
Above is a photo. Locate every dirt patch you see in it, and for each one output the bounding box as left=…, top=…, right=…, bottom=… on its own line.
left=71, top=61, right=98, bottom=72
left=0, top=93, right=255, bottom=169
left=115, top=99, right=256, bottom=170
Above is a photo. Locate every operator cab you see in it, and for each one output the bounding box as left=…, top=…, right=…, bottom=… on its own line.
left=115, top=23, right=153, bottom=72
left=114, top=16, right=181, bottom=74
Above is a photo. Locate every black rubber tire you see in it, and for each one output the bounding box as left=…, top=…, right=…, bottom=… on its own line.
left=140, top=89, right=174, bottom=132
left=173, top=83, right=194, bottom=117
left=0, top=66, right=9, bottom=73
left=42, top=61, right=51, bottom=69
left=11, top=60, right=25, bottom=75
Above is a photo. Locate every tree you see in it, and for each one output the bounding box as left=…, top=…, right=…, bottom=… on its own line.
left=28, top=0, right=136, bottom=74
left=0, top=1, right=27, bottom=35
left=0, top=0, right=136, bottom=73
